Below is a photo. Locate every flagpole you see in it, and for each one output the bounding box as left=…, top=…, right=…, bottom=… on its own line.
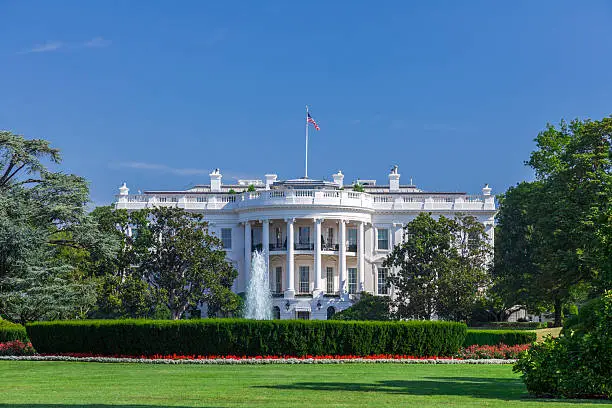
left=305, top=105, right=309, bottom=178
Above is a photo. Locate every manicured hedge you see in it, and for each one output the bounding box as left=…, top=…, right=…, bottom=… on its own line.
left=464, top=329, right=537, bottom=346
left=0, top=320, right=28, bottom=342
left=26, top=319, right=467, bottom=357
left=471, top=322, right=546, bottom=330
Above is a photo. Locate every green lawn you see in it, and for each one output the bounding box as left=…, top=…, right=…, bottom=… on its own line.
left=0, top=361, right=608, bottom=407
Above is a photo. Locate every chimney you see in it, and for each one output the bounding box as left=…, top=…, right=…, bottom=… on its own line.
left=265, top=174, right=278, bottom=190
left=332, top=170, right=344, bottom=188
left=482, top=183, right=492, bottom=196
left=118, top=182, right=129, bottom=196
left=389, top=165, right=400, bottom=192
left=210, top=169, right=222, bottom=192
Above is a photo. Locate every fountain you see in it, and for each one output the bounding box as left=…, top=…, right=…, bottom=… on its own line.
left=244, top=251, right=273, bottom=319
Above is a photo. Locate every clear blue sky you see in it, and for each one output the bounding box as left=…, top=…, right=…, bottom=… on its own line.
left=2, top=1, right=611, bottom=205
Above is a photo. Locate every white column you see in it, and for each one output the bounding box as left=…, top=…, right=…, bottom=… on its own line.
left=262, top=219, right=270, bottom=280
left=244, top=221, right=252, bottom=291
left=338, top=219, right=347, bottom=298
left=285, top=218, right=295, bottom=298
left=314, top=218, right=323, bottom=295
left=358, top=221, right=365, bottom=292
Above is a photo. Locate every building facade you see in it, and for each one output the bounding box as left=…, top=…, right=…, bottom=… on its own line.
left=115, top=167, right=496, bottom=320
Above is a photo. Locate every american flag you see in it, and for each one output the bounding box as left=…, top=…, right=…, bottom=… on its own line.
left=307, top=112, right=320, bottom=131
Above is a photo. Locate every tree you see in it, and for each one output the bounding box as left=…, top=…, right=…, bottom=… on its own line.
left=0, top=132, right=112, bottom=323
left=330, top=293, right=391, bottom=321
left=494, top=117, right=611, bottom=326
left=384, top=213, right=491, bottom=321
left=436, top=214, right=491, bottom=321
left=133, top=207, right=239, bottom=319
left=0, top=131, right=60, bottom=191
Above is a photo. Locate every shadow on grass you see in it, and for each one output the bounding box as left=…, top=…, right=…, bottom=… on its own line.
left=0, top=406, right=224, bottom=408
left=255, top=376, right=611, bottom=404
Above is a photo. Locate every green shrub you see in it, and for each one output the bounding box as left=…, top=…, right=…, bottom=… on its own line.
left=330, top=293, right=390, bottom=321
left=464, top=329, right=536, bottom=346
left=470, top=322, right=546, bottom=330
left=514, top=291, right=612, bottom=399
left=0, top=320, right=28, bottom=342
left=27, top=319, right=467, bottom=357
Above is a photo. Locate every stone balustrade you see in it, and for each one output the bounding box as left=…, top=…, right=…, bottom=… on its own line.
left=116, top=189, right=494, bottom=211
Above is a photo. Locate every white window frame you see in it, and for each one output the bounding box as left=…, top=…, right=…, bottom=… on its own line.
left=274, top=266, right=282, bottom=294
left=221, top=228, right=232, bottom=249
left=377, top=267, right=389, bottom=295
left=299, top=266, right=310, bottom=293
left=326, top=266, right=334, bottom=294
left=377, top=228, right=390, bottom=250
left=348, top=267, right=357, bottom=294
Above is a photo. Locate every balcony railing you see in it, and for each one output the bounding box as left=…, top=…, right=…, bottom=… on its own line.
left=321, top=243, right=339, bottom=251
left=116, top=189, right=494, bottom=212
left=269, top=243, right=287, bottom=251
left=295, top=242, right=314, bottom=250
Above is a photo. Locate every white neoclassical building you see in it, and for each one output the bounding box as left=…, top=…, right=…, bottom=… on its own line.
left=115, top=167, right=496, bottom=320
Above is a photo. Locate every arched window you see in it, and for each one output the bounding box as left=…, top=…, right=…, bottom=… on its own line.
left=272, top=306, right=281, bottom=320
left=327, top=306, right=336, bottom=320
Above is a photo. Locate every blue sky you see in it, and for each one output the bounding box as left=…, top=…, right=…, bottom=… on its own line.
left=2, top=1, right=612, bottom=205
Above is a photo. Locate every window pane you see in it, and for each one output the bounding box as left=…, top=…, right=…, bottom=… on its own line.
left=275, top=266, right=282, bottom=293
left=348, top=268, right=357, bottom=294
left=378, top=267, right=388, bottom=295
left=299, top=266, right=309, bottom=293
left=377, top=228, right=389, bottom=250
left=299, top=227, right=310, bottom=243
left=221, top=228, right=232, bottom=249
left=326, top=267, right=334, bottom=293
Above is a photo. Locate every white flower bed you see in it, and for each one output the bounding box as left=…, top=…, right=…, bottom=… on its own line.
left=0, top=355, right=516, bottom=365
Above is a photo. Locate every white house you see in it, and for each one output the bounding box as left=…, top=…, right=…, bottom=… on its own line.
left=115, top=166, right=496, bottom=320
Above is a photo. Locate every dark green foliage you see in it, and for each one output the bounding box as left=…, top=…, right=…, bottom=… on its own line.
left=470, top=322, right=546, bottom=330
left=26, top=319, right=467, bottom=357
left=352, top=183, right=365, bottom=192
left=384, top=213, right=491, bottom=321
left=0, top=320, right=28, bottom=342
left=330, top=293, right=390, bottom=321
left=463, top=330, right=536, bottom=346
left=495, top=117, right=612, bottom=326
left=514, top=290, right=612, bottom=399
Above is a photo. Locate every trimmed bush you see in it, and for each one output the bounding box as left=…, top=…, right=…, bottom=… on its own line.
left=0, top=320, right=28, bottom=342
left=471, top=322, right=546, bottom=330
left=464, top=329, right=536, bottom=346
left=514, top=291, right=612, bottom=399
left=26, top=319, right=467, bottom=357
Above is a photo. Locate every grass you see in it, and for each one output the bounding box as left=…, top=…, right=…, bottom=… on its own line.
left=0, top=362, right=608, bottom=407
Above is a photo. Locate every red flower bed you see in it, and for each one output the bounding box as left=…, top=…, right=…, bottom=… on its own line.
left=0, top=340, right=36, bottom=356
left=41, top=352, right=453, bottom=361
left=456, top=343, right=530, bottom=359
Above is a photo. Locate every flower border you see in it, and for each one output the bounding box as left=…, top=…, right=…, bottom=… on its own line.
left=0, top=355, right=516, bottom=364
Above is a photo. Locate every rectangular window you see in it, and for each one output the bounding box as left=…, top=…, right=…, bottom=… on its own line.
left=327, top=227, right=334, bottom=248
left=377, top=267, right=388, bottom=295
left=298, top=227, right=310, bottom=244
left=348, top=267, right=357, bottom=294
left=275, top=227, right=282, bottom=248
left=347, top=228, right=357, bottom=252
left=299, top=266, right=309, bottom=293
left=377, top=228, right=389, bottom=250
left=274, top=266, right=282, bottom=293
left=221, top=228, right=232, bottom=249
left=326, top=266, right=334, bottom=294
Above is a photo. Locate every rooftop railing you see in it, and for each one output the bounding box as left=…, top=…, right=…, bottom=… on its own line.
left=116, top=189, right=495, bottom=211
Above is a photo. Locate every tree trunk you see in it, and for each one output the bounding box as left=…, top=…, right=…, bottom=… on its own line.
left=553, top=298, right=562, bottom=327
